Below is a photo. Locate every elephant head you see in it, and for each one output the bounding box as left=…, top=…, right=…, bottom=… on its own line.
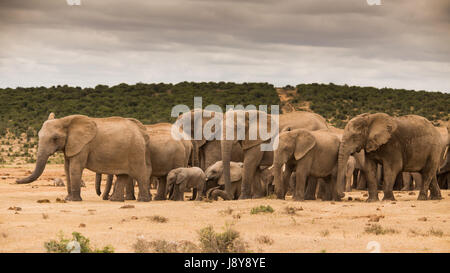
left=272, top=129, right=316, bottom=198
left=337, top=113, right=397, bottom=197
left=221, top=109, right=278, bottom=198
left=205, top=161, right=243, bottom=185
left=17, top=113, right=97, bottom=184
left=166, top=168, right=188, bottom=201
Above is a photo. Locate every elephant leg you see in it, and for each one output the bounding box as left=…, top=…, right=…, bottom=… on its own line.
left=381, top=163, right=400, bottom=201
left=304, top=176, right=317, bottom=200
left=102, top=174, right=114, bottom=200
left=234, top=182, right=242, bottom=200
left=240, top=146, right=263, bottom=200
left=288, top=172, right=295, bottom=197
left=154, top=175, right=168, bottom=200
left=64, top=158, right=72, bottom=199
left=356, top=170, right=367, bottom=190
left=429, top=175, right=442, bottom=200
left=364, top=160, right=379, bottom=202
left=135, top=172, right=151, bottom=202
left=401, top=172, right=412, bottom=191
left=252, top=168, right=264, bottom=198
left=317, top=179, right=330, bottom=201
left=293, top=169, right=307, bottom=201
left=418, top=162, right=439, bottom=200
left=65, top=159, right=84, bottom=201
left=393, top=172, right=404, bottom=191
left=125, top=177, right=136, bottom=200
left=352, top=170, right=358, bottom=189
left=281, top=166, right=293, bottom=198
left=109, top=175, right=127, bottom=202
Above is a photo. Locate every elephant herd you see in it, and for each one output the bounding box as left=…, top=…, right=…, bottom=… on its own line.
left=16, top=110, right=450, bottom=203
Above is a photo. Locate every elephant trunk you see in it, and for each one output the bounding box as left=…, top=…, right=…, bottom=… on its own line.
left=192, top=141, right=200, bottom=167
left=221, top=140, right=234, bottom=199
left=16, top=149, right=50, bottom=184
left=336, top=142, right=350, bottom=199
left=273, top=163, right=284, bottom=199
left=95, top=173, right=102, bottom=196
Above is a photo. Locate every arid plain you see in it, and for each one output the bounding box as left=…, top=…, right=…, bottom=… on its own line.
left=0, top=164, right=449, bottom=253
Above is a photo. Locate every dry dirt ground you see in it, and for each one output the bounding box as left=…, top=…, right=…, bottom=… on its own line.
left=0, top=164, right=449, bottom=253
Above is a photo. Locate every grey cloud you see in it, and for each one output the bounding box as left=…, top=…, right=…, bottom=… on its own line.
left=0, top=0, right=449, bottom=92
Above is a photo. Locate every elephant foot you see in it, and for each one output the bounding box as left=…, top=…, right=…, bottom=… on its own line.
left=153, top=195, right=166, bottom=201
left=238, top=194, right=252, bottom=200
left=304, top=195, right=316, bottom=200
left=365, top=196, right=379, bottom=202
left=430, top=194, right=442, bottom=200
left=109, top=195, right=125, bottom=202
left=382, top=192, right=396, bottom=201
left=293, top=196, right=305, bottom=202
left=65, top=192, right=82, bottom=201
left=125, top=194, right=136, bottom=201
left=102, top=194, right=110, bottom=201
left=137, top=193, right=152, bottom=202
left=417, top=192, right=428, bottom=200
left=252, top=193, right=265, bottom=199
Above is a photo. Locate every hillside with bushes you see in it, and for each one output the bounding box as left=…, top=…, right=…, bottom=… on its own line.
left=0, top=82, right=448, bottom=164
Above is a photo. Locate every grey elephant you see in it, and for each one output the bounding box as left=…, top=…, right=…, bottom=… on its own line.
left=273, top=128, right=341, bottom=201
left=96, top=122, right=192, bottom=201
left=400, top=172, right=423, bottom=191
left=177, top=110, right=329, bottom=200
left=204, top=161, right=243, bottom=200
left=337, top=113, right=443, bottom=201
left=16, top=113, right=152, bottom=202
left=166, top=167, right=206, bottom=201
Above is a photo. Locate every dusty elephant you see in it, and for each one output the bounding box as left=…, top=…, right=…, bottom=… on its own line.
left=96, top=123, right=192, bottom=201
left=337, top=113, right=443, bottom=202
left=204, top=161, right=243, bottom=200
left=16, top=113, right=152, bottom=202
left=166, top=167, right=206, bottom=201
left=273, top=129, right=341, bottom=201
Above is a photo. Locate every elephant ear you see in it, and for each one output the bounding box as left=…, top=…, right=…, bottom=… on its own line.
left=65, top=116, right=97, bottom=157
left=366, top=114, right=398, bottom=152
left=176, top=171, right=188, bottom=185
left=294, top=130, right=316, bottom=160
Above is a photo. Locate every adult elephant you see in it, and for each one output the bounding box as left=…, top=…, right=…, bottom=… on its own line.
left=17, top=113, right=152, bottom=202
left=222, top=110, right=329, bottom=200
left=337, top=113, right=443, bottom=201
left=96, top=123, right=192, bottom=201
left=176, top=109, right=328, bottom=199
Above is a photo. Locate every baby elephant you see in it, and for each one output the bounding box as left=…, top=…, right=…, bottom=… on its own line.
left=204, top=161, right=243, bottom=200
left=273, top=129, right=341, bottom=201
left=167, top=167, right=206, bottom=201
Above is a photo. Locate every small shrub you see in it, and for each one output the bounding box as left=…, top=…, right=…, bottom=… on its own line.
left=250, top=205, right=274, bottom=215
left=255, top=235, right=274, bottom=245
left=132, top=236, right=199, bottom=253
left=197, top=224, right=248, bottom=253
left=44, top=231, right=114, bottom=253
left=148, top=215, right=168, bottom=223
left=320, top=230, right=330, bottom=237
left=365, top=224, right=399, bottom=235
left=284, top=206, right=303, bottom=215
left=428, top=228, right=443, bottom=237
left=219, top=208, right=233, bottom=215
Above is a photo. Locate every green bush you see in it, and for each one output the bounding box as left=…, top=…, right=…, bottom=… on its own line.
left=44, top=231, right=114, bottom=253
left=250, top=205, right=274, bottom=214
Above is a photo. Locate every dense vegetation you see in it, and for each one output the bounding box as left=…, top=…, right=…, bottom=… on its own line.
left=0, top=82, right=279, bottom=136
left=292, top=83, right=450, bottom=128
left=0, top=82, right=448, bottom=136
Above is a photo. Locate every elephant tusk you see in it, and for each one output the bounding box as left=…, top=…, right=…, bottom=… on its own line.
left=443, top=146, right=448, bottom=160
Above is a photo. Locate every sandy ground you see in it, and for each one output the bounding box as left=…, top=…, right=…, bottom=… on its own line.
left=0, top=164, right=449, bottom=253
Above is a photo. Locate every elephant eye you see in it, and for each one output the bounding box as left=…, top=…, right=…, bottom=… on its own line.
left=52, top=136, right=58, bottom=142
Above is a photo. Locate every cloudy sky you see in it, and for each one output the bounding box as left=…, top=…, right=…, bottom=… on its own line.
left=0, top=0, right=449, bottom=92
